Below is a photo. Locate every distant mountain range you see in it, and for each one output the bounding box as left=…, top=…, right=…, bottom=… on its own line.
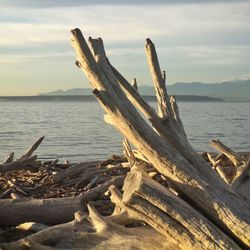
left=39, top=79, right=250, bottom=101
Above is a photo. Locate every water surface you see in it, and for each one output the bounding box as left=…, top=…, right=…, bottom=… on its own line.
left=0, top=100, right=249, bottom=162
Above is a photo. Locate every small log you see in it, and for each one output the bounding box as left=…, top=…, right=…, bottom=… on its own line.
left=210, top=140, right=245, bottom=167
left=0, top=155, right=37, bottom=173
left=18, top=136, right=44, bottom=161
left=84, top=176, right=99, bottom=190
left=2, top=152, right=14, bottom=164
left=207, top=153, right=229, bottom=184
left=108, top=185, right=140, bottom=225
left=0, top=175, right=125, bottom=226
left=0, top=196, right=83, bottom=226
left=52, top=161, right=100, bottom=183
left=131, top=78, right=138, bottom=90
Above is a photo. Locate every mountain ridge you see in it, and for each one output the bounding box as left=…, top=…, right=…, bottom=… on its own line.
left=39, top=79, right=250, bottom=101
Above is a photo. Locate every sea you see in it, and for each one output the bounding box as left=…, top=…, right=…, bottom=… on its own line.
left=0, top=98, right=249, bottom=162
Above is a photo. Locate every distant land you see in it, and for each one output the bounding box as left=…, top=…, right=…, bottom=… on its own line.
left=39, top=79, right=250, bottom=101
left=0, top=95, right=222, bottom=102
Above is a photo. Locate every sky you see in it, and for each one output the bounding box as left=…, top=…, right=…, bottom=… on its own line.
left=0, top=0, right=249, bottom=96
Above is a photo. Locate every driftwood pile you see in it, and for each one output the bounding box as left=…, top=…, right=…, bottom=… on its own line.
left=0, top=137, right=248, bottom=249
left=0, top=28, right=250, bottom=249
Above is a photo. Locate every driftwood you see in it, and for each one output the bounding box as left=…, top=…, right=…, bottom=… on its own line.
left=0, top=207, right=176, bottom=250
left=209, top=140, right=250, bottom=196
left=71, top=28, right=250, bottom=248
left=122, top=167, right=240, bottom=249
left=0, top=137, right=45, bottom=173
left=0, top=28, right=249, bottom=249
left=0, top=175, right=124, bottom=226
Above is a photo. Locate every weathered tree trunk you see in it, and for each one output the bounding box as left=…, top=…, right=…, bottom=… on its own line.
left=122, top=167, right=239, bottom=249
left=71, top=28, right=250, bottom=248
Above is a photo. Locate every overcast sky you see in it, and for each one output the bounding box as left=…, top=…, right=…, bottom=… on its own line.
left=0, top=0, right=249, bottom=96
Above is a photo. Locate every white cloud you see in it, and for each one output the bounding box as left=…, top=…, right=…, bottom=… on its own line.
left=0, top=1, right=249, bottom=94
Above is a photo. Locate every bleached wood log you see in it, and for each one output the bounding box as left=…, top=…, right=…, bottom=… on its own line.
left=18, top=136, right=44, bottom=161
left=145, top=38, right=171, bottom=119
left=0, top=196, right=82, bottom=226
left=71, top=28, right=250, bottom=247
left=122, top=168, right=240, bottom=250
left=1, top=207, right=176, bottom=250
left=106, top=38, right=214, bottom=182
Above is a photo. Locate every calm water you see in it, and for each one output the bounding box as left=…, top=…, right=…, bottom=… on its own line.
left=0, top=100, right=249, bottom=162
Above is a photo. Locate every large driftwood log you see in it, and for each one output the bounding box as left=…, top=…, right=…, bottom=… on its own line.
left=1, top=207, right=177, bottom=250
left=71, top=28, right=250, bottom=247
left=122, top=167, right=239, bottom=250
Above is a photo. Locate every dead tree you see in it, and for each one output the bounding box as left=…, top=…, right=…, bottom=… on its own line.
left=71, top=28, right=250, bottom=248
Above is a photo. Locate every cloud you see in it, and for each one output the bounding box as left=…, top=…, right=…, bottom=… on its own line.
left=0, top=0, right=249, bottom=8
left=0, top=0, right=249, bottom=95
